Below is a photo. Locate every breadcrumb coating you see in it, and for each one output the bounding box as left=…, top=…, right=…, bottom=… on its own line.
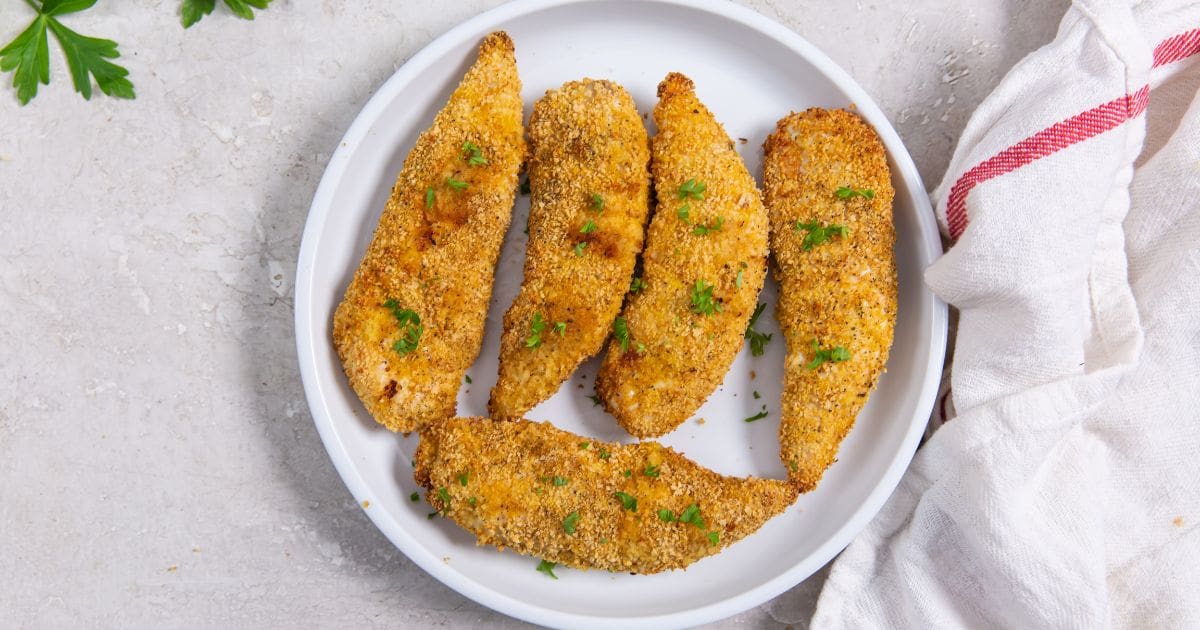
left=595, top=72, right=769, bottom=438
left=761, top=108, right=897, bottom=491
left=415, top=417, right=797, bottom=573
left=333, top=32, right=525, bottom=432
left=489, top=79, right=651, bottom=421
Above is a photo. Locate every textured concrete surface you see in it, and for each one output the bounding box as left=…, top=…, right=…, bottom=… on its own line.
left=0, top=0, right=1065, bottom=627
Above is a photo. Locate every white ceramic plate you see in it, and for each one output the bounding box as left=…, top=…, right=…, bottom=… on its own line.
left=295, top=0, right=947, bottom=627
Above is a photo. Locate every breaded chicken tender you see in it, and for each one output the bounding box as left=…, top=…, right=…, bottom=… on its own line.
left=595, top=72, right=769, bottom=438
left=762, top=109, right=897, bottom=491
left=489, top=80, right=651, bottom=421
left=333, top=32, right=525, bottom=433
left=415, top=417, right=796, bottom=573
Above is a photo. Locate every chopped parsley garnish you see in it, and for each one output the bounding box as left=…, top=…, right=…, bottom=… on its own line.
left=580, top=219, right=597, bottom=234
left=552, top=476, right=569, bottom=486
left=536, top=559, right=558, bottom=579
left=526, top=313, right=548, bottom=348
left=789, top=459, right=799, bottom=472
left=805, top=338, right=851, bottom=370
left=643, top=463, right=660, bottom=478
left=573, top=241, right=588, bottom=257
left=744, top=302, right=772, bottom=356
left=554, top=321, right=567, bottom=336
left=689, top=280, right=721, bottom=316
left=752, top=390, right=761, bottom=399
left=629, top=277, right=644, bottom=293
left=427, top=512, right=438, bottom=519
left=677, top=204, right=691, bottom=224
left=692, top=216, right=724, bottom=236
left=657, top=509, right=676, bottom=522
left=598, top=448, right=610, bottom=460
left=587, top=393, right=602, bottom=406
left=707, top=531, right=720, bottom=546
left=614, top=491, right=638, bottom=512
left=383, top=299, right=423, bottom=356
left=678, top=504, right=705, bottom=528
left=464, top=375, right=472, bottom=384
left=562, top=511, right=580, bottom=535
left=578, top=441, right=590, bottom=450
left=591, top=193, right=605, bottom=212
left=468, top=497, right=477, bottom=507
left=678, top=179, right=706, bottom=200
left=461, top=141, right=487, bottom=166
left=636, top=341, right=646, bottom=355
left=623, top=469, right=632, bottom=478
left=446, top=176, right=468, bottom=191
left=794, top=220, right=849, bottom=251
left=743, top=408, right=769, bottom=423
left=836, top=186, right=875, bottom=199
left=425, top=187, right=435, bottom=209
left=457, top=471, right=470, bottom=486
left=613, top=317, right=630, bottom=352
left=735, top=268, right=744, bottom=289
left=436, top=487, right=451, bottom=514
left=410, top=492, right=419, bottom=502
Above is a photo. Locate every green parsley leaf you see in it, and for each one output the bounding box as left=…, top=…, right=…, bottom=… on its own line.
left=623, top=469, right=632, bottom=478
left=383, top=299, right=423, bottom=356
left=789, top=459, right=799, bottom=472
left=457, top=471, right=470, bottom=486
left=677, top=204, right=691, bottom=224
left=183, top=0, right=272, bottom=28
left=689, top=280, right=722, bottom=316
left=678, top=179, right=706, bottom=200
left=629, top=277, right=644, bottom=293
left=573, top=241, right=588, bottom=257
left=591, top=193, right=605, bottom=212
left=613, top=317, right=630, bottom=352
left=643, top=463, right=660, bottom=478
left=735, top=268, right=744, bottom=289
left=409, top=492, right=419, bottom=502
left=744, top=302, right=772, bottom=356
left=536, top=559, right=558, bottom=579
left=752, top=390, right=760, bottom=400
left=461, top=141, right=487, bottom=166
left=707, top=531, right=720, bottom=546
left=598, top=448, right=610, bottom=460
left=562, top=511, right=580, bottom=535
left=613, top=491, right=638, bottom=512
left=526, top=312, right=547, bottom=348
left=446, top=176, right=468, bottom=191
left=427, top=511, right=438, bottom=519
left=580, top=220, right=597, bottom=234
left=657, top=509, right=676, bottom=522
left=743, top=409, right=769, bottom=423
left=805, top=338, right=852, bottom=370
left=2, top=1, right=136, bottom=106
left=578, top=441, right=590, bottom=450
left=468, top=496, right=477, bottom=507
left=436, top=487, right=451, bottom=514
left=692, top=216, right=724, bottom=236
left=836, top=185, right=875, bottom=199
left=587, top=393, right=602, bottom=406
left=553, top=321, right=566, bottom=336
left=552, top=476, right=569, bottom=486
left=464, top=374, right=472, bottom=384
left=425, top=187, right=435, bottom=209
left=678, top=504, right=704, bottom=528
left=794, top=220, right=849, bottom=251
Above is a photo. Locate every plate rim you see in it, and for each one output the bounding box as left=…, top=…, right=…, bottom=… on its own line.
left=294, top=0, right=949, bottom=627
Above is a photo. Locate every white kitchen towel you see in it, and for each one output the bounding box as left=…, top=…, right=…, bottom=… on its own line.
left=813, top=1, right=1200, bottom=628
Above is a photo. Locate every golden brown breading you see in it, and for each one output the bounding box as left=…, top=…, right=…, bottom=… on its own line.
left=595, top=72, right=769, bottom=438
left=762, top=108, right=898, bottom=491
left=489, top=80, right=651, bottom=421
left=415, top=417, right=797, bottom=574
left=333, top=32, right=525, bottom=433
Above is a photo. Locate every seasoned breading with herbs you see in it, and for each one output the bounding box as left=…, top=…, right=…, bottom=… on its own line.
left=489, top=79, right=651, bottom=421
left=762, top=108, right=897, bottom=491
left=415, top=417, right=797, bottom=574
left=595, top=72, right=769, bottom=438
left=333, top=32, right=525, bottom=433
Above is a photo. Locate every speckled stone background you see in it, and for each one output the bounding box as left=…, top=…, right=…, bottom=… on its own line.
left=0, top=1, right=1065, bottom=627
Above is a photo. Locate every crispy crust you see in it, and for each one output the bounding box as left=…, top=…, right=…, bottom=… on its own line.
left=332, top=32, right=525, bottom=432
left=415, top=417, right=797, bottom=573
left=489, top=80, right=651, bottom=421
left=761, top=108, right=898, bottom=491
left=595, top=72, right=769, bottom=438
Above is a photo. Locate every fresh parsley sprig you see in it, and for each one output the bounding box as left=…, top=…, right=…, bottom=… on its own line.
left=526, top=312, right=547, bottom=348
left=689, top=280, right=721, bottom=316
left=805, top=338, right=851, bottom=370
left=383, top=298, right=422, bottom=356
left=1, top=0, right=135, bottom=106
left=182, top=0, right=272, bottom=28
left=794, top=220, right=849, bottom=251
left=744, top=302, right=772, bottom=356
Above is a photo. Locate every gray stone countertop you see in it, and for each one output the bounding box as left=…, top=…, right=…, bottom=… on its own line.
left=0, top=0, right=1063, bottom=627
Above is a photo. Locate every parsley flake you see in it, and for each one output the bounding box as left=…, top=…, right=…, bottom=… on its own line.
left=689, top=280, right=722, bottom=316
left=410, top=492, right=419, bottom=502
left=464, top=375, right=472, bottom=384
left=573, top=241, right=588, bottom=257
left=614, top=491, right=638, bottom=512
left=794, top=220, right=849, bottom=251
left=526, top=313, right=548, bottom=348
left=743, top=408, right=769, bottom=423
left=436, top=487, right=451, bottom=514
left=578, top=441, right=590, bottom=450
left=623, top=469, right=632, bottom=478
left=613, top=317, right=630, bottom=352
left=677, top=204, right=691, bottom=224
left=425, top=187, right=435, bottom=209
left=657, top=509, right=676, bottom=522
left=383, top=299, right=423, bottom=356
left=692, top=216, right=724, bottom=236
left=643, top=463, right=660, bottom=478
left=552, top=476, right=569, bottom=486
left=598, top=448, right=610, bottom=460
left=562, top=511, right=580, bottom=535
left=678, top=179, right=706, bottom=200
left=678, top=504, right=705, bottom=528
left=707, top=531, right=720, bottom=546
left=805, top=338, right=852, bottom=370
left=446, top=176, right=468, bottom=191
left=457, top=471, right=470, bottom=487
left=590, top=193, right=605, bottom=212
left=587, top=393, right=602, bottom=406
left=836, top=186, right=875, bottom=199
left=744, top=302, right=772, bottom=356
left=629, top=277, right=644, bottom=293
left=536, top=559, right=558, bottom=579
left=580, top=220, right=597, bottom=234
left=752, top=390, right=761, bottom=399
left=461, top=141, right=487, bottom=166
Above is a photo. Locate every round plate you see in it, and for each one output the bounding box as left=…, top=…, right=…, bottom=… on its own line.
left=295, top=0, right=947, bottom=627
